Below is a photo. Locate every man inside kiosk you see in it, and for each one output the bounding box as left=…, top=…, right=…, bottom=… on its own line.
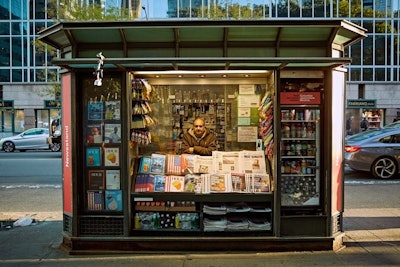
left=181, top=118, right=217, bottom=156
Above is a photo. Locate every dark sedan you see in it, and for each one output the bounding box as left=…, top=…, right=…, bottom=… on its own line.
left=345, top=128, right=400, bottom=179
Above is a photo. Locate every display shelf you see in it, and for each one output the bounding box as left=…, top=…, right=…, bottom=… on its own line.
left=279, top=79, right=322, bottom=208
left=131, top=193, right=273, bottom=234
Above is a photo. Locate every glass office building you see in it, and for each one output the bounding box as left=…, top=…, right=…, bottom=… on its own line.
left=0, top=0, right=399, bottom=135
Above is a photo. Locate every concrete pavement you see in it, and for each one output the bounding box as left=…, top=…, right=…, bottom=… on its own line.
left=0, top=207, right=399, bottom=267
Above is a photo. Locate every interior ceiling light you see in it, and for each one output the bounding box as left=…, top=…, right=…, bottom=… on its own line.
left=134, top=70, right=269, bottom=76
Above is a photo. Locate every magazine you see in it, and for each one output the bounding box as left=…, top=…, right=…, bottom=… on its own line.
left=87, top=190, right=104, bottom=210
left=154, top=174, right=166, bottom=192
left=86, top=147, right=101, bottom=167
left=252, top=173, right=270, bottom=193
left=165, top=175, right=185, bottom=192
left=134, top=174, right=154, bottom=192
left=106, top=170, right=120, bottom=190
left=150, top=154, right=166, bottom=174
left=104, top=100, right=120, bottom=120
left=229, top=172, right=249, bottom=193
left=88, top=101, right=103, bottom=120
left=104, top=147, right=120, bottom=167
left=138, top=157, right=151, bottom=174
left=181, top=154, right=196, bottom=174
left=209, top=173, right=228, bottom=193
left=166, top=154, right=182, bottom=175
left=88, top=170, right=105, bottom=190
left=104, top=123, right=121, bottom=143
left=87, top=124, right=102, bottom=144
left=184, top=174, right=202, bottom=193
left=105, top=190, right=123, bottom=211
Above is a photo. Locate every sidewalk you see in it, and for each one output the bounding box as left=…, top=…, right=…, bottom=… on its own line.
left=0, top=208, right=399, bottom=267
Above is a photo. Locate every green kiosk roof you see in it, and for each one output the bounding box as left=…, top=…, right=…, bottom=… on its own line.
left=38, top=19, right=366, bottom=71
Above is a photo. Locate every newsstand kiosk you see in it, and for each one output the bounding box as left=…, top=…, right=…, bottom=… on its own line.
left=38, top=20, right=366, bottom=253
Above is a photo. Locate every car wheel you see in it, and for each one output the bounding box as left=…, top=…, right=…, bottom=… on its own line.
left=2, top=141, right=15, bottom=152
left=371, top=157, right=398, bottom=179
left=50, top=142, right=61, bottom=152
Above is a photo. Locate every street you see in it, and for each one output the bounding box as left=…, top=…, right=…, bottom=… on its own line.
left=0, top=151, right=62, bottom=220
left=0, top=152, right=399, bottom=221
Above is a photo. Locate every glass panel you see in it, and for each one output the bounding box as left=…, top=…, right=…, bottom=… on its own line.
left=314, top=0, right=325, bottom=17
left=375, top=35, right=385, bottom=65
left=363, top=68, right=373, bottom=81
left=349, top=68, right=361, bottom=81
left=11, top=0, right=23, bottom=19
left=350, top=42, right=361, bottom=64
left=0, top=37, right=10, bottom=66
left=289, top=0, right=300, bottom=17
left=375, top=68, right=385, bottom=81
left=0, top=68, right=10, bottom=82
left=12, top=69, right=22, bottom=82
left=0, top=0, right=10, bottom=20
left=350, top=0, right=362, bottom=17
left=36, top=109, right=49, bottom=128
left=302, top=0, right=312, bottom=17
left=12, top=37, right=22, bottom=66
left=35, top=0, right=46, bottom=19
left=3, top=109, right=13, bottom=132
left=14, top=109, right=24, bottom=132
left=277, top=0, right=288, bottom=17
left=0, top=22, right=9, bottom=35
left=363, top=37, right=373, bottom=65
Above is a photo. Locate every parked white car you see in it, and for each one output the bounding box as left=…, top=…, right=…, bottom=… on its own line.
left=0, top=128, right=50, bottom=152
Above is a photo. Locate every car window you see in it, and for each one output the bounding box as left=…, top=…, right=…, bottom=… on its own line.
left=393, top=134, right=400, bottom=143
left=23, top=129, right=36, bottom=136
left=347, top=129, right=385, bottom=141
left=379, top=135, right=393, bottom=143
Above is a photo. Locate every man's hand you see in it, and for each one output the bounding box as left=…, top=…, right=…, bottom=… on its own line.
left=189, top=147, right=194, bottom=154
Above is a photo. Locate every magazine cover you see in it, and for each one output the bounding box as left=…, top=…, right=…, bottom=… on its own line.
left=106, top=170, right=120, bottom=190
left=134, top=174, right=154, bottom=192
left=87, top=124, right=102, bottom=144
left=87, top=190, right=104, bottom=210
left=252, top=173, right=270, bottom=193
left=138, top=157, right=151, bottom=174
left=209, top=173, right=228, bottom=193
left=181, top=154, right=196, bottom=174
left=104, top=147, right=120, bottom=167
left=105, top=100, right=121, bottom=120
left=104, top=123, right=121, bottom=143
left=154, top=174, right=166, bottom=192
left=88, top=101, right=103, bottom=120
left=165, top=175, right=185, bottom=192
left=166, top=154, right=182, bottom=175
left=184, top=174, right=202, bottom=193
left=86, top=147, right=101, bottom=167
left=88, top=170, right=105, bottom=190
left=105, top=190, right=123, bottom=211
left=150, top=153, right=166, bottom=174
left=230, top=172, right=248, bottom=193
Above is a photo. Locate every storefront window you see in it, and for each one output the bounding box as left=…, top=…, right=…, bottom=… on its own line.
left=135, top=74, right=271, bottom=156
left=1, top=109, right=13, bottom=132
left=14, top=109, right=24, bottom=132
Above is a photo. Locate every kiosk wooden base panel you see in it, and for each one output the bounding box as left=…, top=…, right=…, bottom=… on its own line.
left=61, top=235, right=344, bottom=254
